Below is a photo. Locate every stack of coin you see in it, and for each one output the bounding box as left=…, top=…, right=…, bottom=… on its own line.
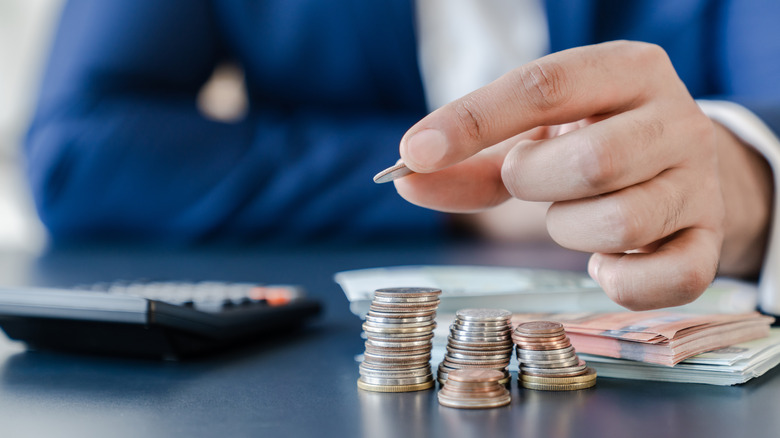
left=357, top=287, right=441, bottom=392
left=437, top=369, right=511, bottom=409
left=437, top=309, right=513, bottom=386
left=513, top=321, right=597, bottom=391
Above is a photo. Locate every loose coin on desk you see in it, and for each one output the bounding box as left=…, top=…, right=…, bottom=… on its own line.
left=358, top=287, right=441, bottom=392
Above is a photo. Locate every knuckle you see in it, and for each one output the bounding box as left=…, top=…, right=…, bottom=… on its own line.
left=514, top=60, right=569, bottom=111
left=501, top=146, right=534, bottom=200
left=600, top=267, right=640, bottom=310
left=602, top=200, right=642, bottom=249
left=676, top=262, right=714, bottom=305
left=452, top=96, right=487, bottom=143
left=577, top=134, right=619, bottom=190
left=621, top=40, right=671, bottom=70
left=661, top=186, right=687, bottom=237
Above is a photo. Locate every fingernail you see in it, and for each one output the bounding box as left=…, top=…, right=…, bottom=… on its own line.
left=588, top=254, right=601, bottom=283
left=404, top=129, right=447, bottom=170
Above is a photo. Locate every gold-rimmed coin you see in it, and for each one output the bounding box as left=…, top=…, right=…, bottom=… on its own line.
left=520, top=380, right=596, bottom=391
left=359, top=375, right=434, bottom=386
left=357, top=379, right=434, bottom=392
left=520, top=368, right=597, bottom=384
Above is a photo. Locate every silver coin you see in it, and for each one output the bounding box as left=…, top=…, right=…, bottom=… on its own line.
left=450, top=333, right=513, bottom=344
left=359, top=363, right=431, bottom=378
left=366, top=314, right=436, bottom=325
left=447, top=351, right=512, bottom=361
left=359, top=374, right=434, bottom=386
left=363, top=330, right=436, bottom=338
left=362, top=360, right=431, bottom=371
left=454, top=319, right=512, bottom=328
left=520, top=356, right=581, bottom=368
left=453, top=324, right=512, bottom=335
left=455, top=309, right=511, bottom=322
left=369, top=300, right=440, bottom=309
left=447, top=337, right=514, bottom=350
left=373, top=287, right=441, bottom=297
left=369, top=303, right=439, bottom=313
left=442, top=359, right=507, bottom=371
left=364, top=351, right=431, bottom=362
left=521, top=362, right=588, bottom=375
left=372, top=295, right=441, bottom=304
left=363, top=322, right=436, bottom=334
left=365, top=320, right=437, bottom=329
left=366, top=339, right=433, bottom=349
left=444, top=355, right=511, bottom=367
left=367, top=309, right=437, bottom=319
left=450, top=330, right=514, bottom=345
left=373, top=161, right=415, bottom=184
left=516, top=345, right=575, bottom=358
left=437, top=393, right=511, bottom=409
left=366, top=332, right=434, bottom=342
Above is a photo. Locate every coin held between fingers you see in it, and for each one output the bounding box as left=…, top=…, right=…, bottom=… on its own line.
left=373, top=161, right=415, bottom=184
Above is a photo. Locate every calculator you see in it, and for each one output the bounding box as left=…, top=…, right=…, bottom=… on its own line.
left=0, top=281, right=322, bottom=359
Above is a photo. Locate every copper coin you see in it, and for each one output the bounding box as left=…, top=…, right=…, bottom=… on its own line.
left=512, top=333, right=568, bottom=343
left=447, top=368, right=504, bottom=383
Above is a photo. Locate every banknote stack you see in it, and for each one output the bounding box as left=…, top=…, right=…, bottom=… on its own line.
left=437, top=309, right=513, bottom=385
left=513, top=321, right=597, bottom=391
left=438, top=369, right=512, bottom=409
left=518, top=311, right=776, bottom=366
left=358, top=287, right=441, bottom=392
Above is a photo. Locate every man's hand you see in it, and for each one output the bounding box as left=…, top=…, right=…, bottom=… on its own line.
left=394, top=41, right=772, bottom=311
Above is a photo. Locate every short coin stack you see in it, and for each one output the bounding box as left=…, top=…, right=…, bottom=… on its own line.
left=438, top=309, right=513, bottom=386
left=438, top=369, right=511, bottom=409
left=513, top=321, right=597, bottom=391
left=357, top=287, right=441, bottom=392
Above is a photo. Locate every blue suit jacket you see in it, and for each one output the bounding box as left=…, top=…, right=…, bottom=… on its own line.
left=25, top=0, right=780, bottom=243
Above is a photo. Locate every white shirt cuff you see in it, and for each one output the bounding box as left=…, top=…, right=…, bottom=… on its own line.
left=698, top=99, right=780, bottom=315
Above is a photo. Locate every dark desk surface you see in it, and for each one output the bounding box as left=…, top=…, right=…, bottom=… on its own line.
left=0, top=242, right=778, bottom=438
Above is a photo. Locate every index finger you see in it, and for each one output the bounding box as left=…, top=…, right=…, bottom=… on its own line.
left=399, top=41, right=677, bottom=173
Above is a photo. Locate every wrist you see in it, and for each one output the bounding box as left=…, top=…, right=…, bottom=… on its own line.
left=716, top=122, right=774, bottom=277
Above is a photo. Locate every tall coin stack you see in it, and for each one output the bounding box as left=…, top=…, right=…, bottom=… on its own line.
left=357, top=287, right=441, bottom=392
left=438, top=369, right=511, bottom=409
left=438, top=309, right=513, bottom=386
left=513, top=321, right=597, bottom=391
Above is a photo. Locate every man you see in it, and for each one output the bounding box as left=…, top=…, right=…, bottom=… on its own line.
left=25, top=1, right=780, bottom=312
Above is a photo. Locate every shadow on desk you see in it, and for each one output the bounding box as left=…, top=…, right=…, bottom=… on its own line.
left=0, top=323, right=343, bottom=397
